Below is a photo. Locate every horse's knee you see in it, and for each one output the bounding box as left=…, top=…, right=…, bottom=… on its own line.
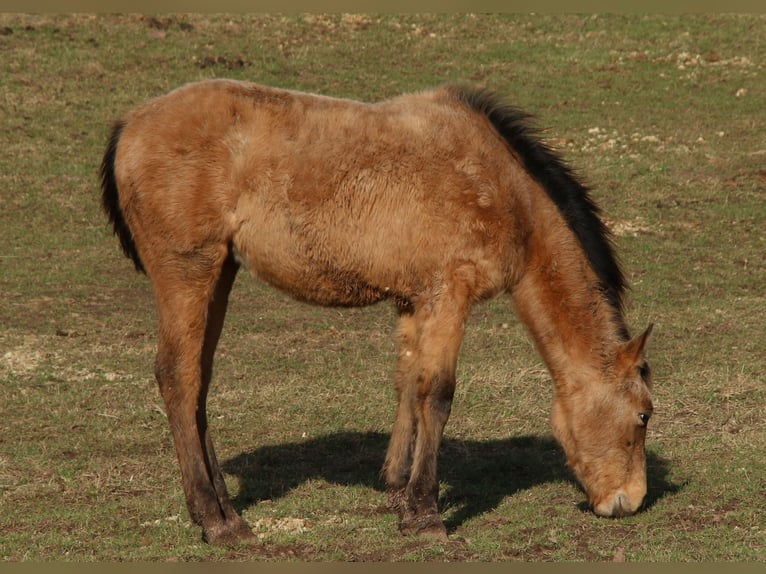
left=434, top=377, right=455, bottom=417
left=418, top=373, right=456, bottom=421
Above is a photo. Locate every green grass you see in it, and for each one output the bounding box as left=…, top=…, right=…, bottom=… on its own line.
left=1, top=14, right=764, bottom=561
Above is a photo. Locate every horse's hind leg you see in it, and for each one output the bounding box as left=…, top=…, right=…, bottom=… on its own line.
left=152, top=248, right=251, bottom=545
left=384, top=268, right=473, bottom=540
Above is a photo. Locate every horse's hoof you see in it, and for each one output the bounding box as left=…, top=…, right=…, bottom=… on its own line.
left=415, top=523, right=449, bottom=542
left=202, top=518, right=256, bottom=546
left=398, top=513, right=448, bottom=542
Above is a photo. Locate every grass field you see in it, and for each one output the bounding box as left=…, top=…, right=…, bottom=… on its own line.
left=0, top=14, right=764, bottom=561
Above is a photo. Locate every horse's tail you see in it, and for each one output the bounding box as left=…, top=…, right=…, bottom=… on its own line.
left=100, top=121, right=145, bottom=273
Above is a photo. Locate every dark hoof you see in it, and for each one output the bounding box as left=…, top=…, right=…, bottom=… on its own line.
left=202, top=517, right=256, bottom=546
left=413, top=522, right=449, bottom=542
left=398, top=513, right=448, bottom=542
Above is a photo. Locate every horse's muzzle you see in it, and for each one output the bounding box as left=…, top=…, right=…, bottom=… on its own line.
left=593, top=491, right=643, bottom=518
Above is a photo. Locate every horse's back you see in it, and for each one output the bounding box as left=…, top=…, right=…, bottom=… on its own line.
left=112, top=80, right=529, bottom=304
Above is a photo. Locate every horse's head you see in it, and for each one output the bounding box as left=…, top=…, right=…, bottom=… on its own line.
left=551, top=324, right=654, bottom=518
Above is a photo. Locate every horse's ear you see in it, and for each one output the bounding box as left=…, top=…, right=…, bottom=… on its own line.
left=618, top=323, right=653, bottom=368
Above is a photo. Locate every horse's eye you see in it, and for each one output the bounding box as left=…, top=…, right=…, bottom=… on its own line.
left=638, top=412, right=651, bottom=426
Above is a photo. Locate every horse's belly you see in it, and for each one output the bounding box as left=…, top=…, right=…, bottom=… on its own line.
left=231, top=216, right=397, bottom=308
left=230, top=180, right=507, bottom=308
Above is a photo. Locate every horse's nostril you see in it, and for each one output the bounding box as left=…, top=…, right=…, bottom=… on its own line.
left=610, top=493, right=636, bottom=518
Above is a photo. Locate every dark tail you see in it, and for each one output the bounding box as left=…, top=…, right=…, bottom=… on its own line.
left=100, top=121, right=145, bottom=273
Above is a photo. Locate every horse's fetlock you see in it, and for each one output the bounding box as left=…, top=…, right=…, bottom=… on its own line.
left=386, top=487, right=408, bottom=516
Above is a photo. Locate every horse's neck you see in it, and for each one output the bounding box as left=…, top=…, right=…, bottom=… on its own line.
left=510, top=191, right=625, bottom=386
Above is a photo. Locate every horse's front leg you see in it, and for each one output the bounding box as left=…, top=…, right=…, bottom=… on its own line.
left=385, top=273, right=472, bottom=540
left=395, top=369, right=456, bottom=541
left=153, top=254, right=252, bottom=545
left=383, top=311, right=419, bottom=519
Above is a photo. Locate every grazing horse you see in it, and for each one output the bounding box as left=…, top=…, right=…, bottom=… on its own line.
left=100, top=80, right=654, bottom=545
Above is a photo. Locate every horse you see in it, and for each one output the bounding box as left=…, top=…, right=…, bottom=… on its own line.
left=100, top=79, right=654, bottom=545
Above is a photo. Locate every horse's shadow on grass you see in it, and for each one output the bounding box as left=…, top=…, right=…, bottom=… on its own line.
left=223, top=432, right=682, bottom=531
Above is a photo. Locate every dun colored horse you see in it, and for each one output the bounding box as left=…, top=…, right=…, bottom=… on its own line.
left=101, top=80, right=654, bottom=545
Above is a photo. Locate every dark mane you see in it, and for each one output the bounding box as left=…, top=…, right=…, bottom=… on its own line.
left=447, top=85, right=627, bottom=318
